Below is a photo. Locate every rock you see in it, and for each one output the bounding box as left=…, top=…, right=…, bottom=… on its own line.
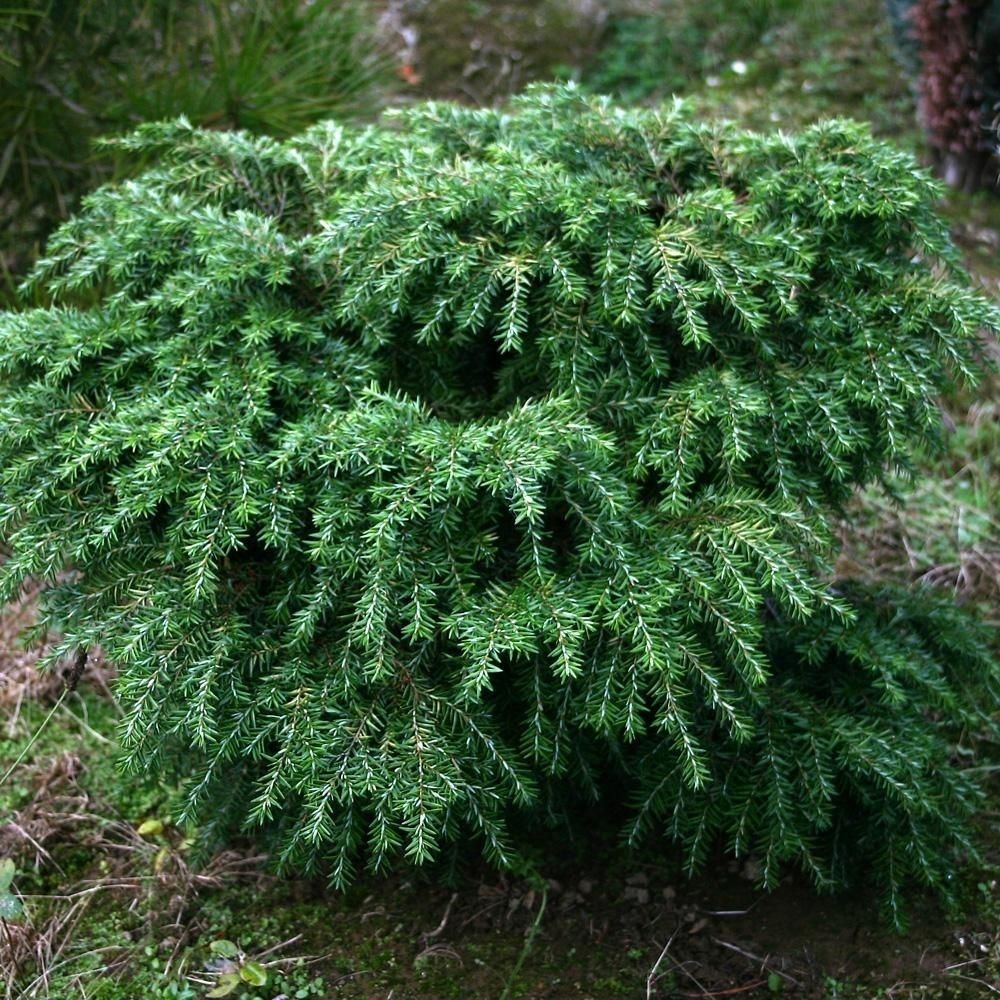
left=623, top=886, right=650, bottom=905
left=625, top=872, right=649, bottom=887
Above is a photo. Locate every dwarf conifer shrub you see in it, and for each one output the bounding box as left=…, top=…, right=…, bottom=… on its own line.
left=1, top=85, right=997, bottom=922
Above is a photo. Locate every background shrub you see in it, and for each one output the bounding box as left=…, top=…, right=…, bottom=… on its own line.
left=584, top=0, right=802, bottom=101
left=0, top=84, right=996, bottom=923
left=0, top=0, right=388, bottom=293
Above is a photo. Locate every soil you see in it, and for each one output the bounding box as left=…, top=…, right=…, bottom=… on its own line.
left=180, top=839, right=1000, bottom=998
left=376, top=0, right=606, bottom=105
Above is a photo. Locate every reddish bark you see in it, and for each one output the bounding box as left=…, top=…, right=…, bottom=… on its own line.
left=911, top=0, right=1000, bottom=192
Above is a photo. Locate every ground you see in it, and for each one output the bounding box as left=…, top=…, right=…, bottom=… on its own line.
left=1, top=677, right=997, bottom=998
left=1, top=1, right=998, bottom=997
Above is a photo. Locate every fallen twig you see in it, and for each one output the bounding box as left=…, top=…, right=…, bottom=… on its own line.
left=420, top=891, right=458, bottom=947
left=681, top=980, right=766, bottom=998
left=951, top=974, right=1000, bottom=995
left=711, top=937, right=802, bottom=988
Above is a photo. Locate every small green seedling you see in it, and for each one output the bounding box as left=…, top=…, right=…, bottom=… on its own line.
left=0, top=858, right=23, bottom=919
left=205, top=939, right=268, bottom=997
left=137, top=818, right=165, bottom=838
left=136, top=816, right=197, bottom=874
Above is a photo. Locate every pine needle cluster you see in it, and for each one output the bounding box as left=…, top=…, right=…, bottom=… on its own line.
left=1, top=84, right=996, bottom=922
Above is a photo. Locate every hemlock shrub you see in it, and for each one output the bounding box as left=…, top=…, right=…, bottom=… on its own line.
left=1, top=85, right=997, bottom=922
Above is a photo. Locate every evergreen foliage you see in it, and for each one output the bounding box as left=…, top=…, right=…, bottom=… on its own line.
left=0, top=85, right=996, bottom=921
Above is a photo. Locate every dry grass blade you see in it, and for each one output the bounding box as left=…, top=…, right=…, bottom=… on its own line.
left=837, top=363, right=1000, bottom=608
left=0, top=581, right=115, bottom=724
left=647, top=922, right=682, bottom=998
left=0, top=753, right=87, bottom=871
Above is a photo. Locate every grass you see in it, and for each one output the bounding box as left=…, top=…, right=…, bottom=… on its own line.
left=1, top=0, right=998, bottom=996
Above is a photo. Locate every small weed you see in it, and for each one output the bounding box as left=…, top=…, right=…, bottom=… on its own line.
left=0, top=859, right=23, bottom=920
left=197, top=939, right=268, bottom=997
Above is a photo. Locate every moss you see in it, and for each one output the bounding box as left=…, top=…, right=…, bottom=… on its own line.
left=389, top=0, right=601, bottom=104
